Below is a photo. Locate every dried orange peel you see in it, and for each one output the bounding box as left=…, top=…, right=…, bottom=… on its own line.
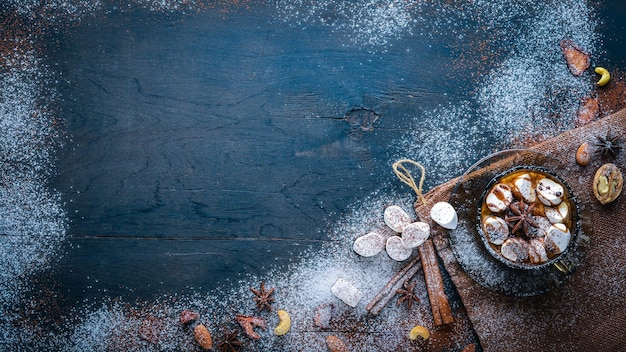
left=409, top=325, right=430, bottom=341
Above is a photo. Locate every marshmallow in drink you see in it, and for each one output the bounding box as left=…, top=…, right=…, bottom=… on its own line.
left=544, top=223, right=571, bottom=256
left=485, top=184, right=513, bottom=213
left=401, top=222, right=430, bottom=248
left=528, top=215, right=551, bottom=238
left=482, top=215, right=509, bottom=245
left=385, top=236, right=412, bottom=261
left=545, top=202, right=569, bottom=224
left=500, top=238, right=529, bottom=263
left=330, top=278, right=363, bottom=308
left=429, top=202, right=458, bottom=229
left=353, top=232, right=385, bottom=257
left=528, top=238, right=549, bottom=264
left=513, top=173, right=536, bottom=203
left=536, top=178, right=564, bottom=206
left=383, top=205, right=412, bottom=232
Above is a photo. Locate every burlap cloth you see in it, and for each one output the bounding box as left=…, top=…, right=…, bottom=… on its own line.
left=415, top=108, right=626, bottom=351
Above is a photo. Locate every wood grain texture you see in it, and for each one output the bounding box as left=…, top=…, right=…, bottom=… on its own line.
left=49, top=3, right=455, bottom=301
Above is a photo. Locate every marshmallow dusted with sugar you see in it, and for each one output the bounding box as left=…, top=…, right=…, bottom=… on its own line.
left=352, top=232, right=385, bottom=257
left=330, top=278, right=363, bottom=308
left=383, top=205, right=412, bottom=232
left=430, top=202, right=458, bottom=230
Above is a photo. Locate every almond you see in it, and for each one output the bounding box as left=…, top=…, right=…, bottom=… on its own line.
left=193, top=324, right=213, bottom=350
left=575, top=142, right=591, bottom=166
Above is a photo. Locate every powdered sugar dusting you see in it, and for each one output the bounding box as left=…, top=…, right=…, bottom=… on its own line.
left=477, top=1, right=598, bottom=141
left=1, top=0, right=616, bottom=350
left=0, top=50, right=67, bottom=344
left=56, top=192, right=476, bottom=351
left=127, top=0, right=252, bottom=13
left=394, top=1, right=598, bottom=186
left=393, top=102, right=492, bottom=189
left=275, top=0, right=420, bottom=48
left=4, top=0, right=101, bottom=17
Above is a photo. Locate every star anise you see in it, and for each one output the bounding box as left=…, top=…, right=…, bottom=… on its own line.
left=505, top=200, right=538, bottom=237
left=250, top=281, right=275, bottom=311
left=217, top=329, right=243, bottom=352
left=396, top=279, right=420, bottom=311
left=594, top=128, right=623, bottom=159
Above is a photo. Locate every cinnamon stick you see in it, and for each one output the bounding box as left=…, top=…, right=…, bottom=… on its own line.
left=366, top=255, right=422, bottom=315
left=418, top=239, right=454, bottom=325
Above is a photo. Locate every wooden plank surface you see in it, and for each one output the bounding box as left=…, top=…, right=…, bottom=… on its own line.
left=43, top=0, right=626, bottom=327
left=2, top=0, right=622, bottom=350
left=49, top=3, right=456, bottom=303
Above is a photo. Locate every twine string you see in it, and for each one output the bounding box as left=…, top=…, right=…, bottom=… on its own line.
left=392, top=159, right=426, bottom=204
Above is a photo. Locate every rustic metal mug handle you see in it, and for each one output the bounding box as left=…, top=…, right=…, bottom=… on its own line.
left=553, top=259, right=573, bottom=274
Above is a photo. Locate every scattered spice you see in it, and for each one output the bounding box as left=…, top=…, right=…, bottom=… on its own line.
left=179, top=310, right=199, bottom=325
left=217, top=329, right=243, bottom=352
left=594, top=129, right=623, bottom=159
left=137, top=315, right=163, bottom=344
left=560, top=39, right=590, bottom=76
left=313, top=302, right=335, bottom=329
left=395, top=279, right=420, bottom=311
left=235, top=314, right=266, bottom=340
left=576, top=97, right=600, bottom=126
left=366, top=255, right=422, bottom=316
left=250, top=282, right=275, bottom=312
left=505, top=200, right=538, bottom=237
left=418, top=239, right=455, bottom=326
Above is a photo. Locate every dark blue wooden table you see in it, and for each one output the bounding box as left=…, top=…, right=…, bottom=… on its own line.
left=2, top=0, right=626, bottom=350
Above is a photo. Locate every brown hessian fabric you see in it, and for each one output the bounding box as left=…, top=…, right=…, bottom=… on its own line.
left=414, top=108, right=626, bottom=352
